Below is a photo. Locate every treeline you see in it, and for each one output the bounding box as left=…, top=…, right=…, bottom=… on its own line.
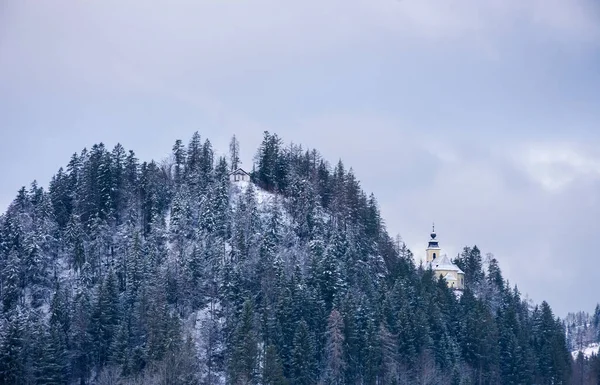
left=0, top=131, right=573, bottom=384
left=566, top=306, right=600, bottom=351
left=566, top=306, right=600, bottom=384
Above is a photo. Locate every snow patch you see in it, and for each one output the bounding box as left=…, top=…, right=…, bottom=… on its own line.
left=231, top=180, right=274, bottom=206
left=572, top=343, right=600, bottom=359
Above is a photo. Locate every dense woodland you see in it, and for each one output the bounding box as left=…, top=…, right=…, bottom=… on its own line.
left=565, top=307, right=600, bottom=352
left=566, top=307, right=600, bottom=384
left=0, top=132, right=588, bottom=384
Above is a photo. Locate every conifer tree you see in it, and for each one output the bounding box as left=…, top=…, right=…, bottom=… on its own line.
left=324, top=309, right=345, bottom=385
left=263, top=344, right=288, bottom=385
left=90, top=269, right=120, bottom=368
left=111, top=143, right=127, bottom=224
left=172, top=139, right=187, bottom=187
left=0, top=308, right=26, bottom=384
left=230, top=300, right=258, bottom=385
left=593, top=304, right=600, bottom=341
left=290, top=320, right=315, bottom=385
left=532, top=301, right=572, bottom=384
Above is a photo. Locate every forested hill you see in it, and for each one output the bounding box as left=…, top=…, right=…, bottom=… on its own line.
left=0, top=131, right=573, bottom=384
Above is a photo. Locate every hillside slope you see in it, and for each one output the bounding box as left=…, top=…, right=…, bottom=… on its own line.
left=0, top=132, right=572, bottom=384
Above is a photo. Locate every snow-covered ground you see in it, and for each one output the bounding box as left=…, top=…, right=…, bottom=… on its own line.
left=230, top=179, right=291, bottom=225
left=230, top=180, right=275, bottom=206
left=571, top=343, right=599, bottom=359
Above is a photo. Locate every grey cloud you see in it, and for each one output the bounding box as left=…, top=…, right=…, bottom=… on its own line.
left=285, top=112, right=600, bottom=316
left=2, top=0, right=598, bottom=90
left=1, top=0, right=599, bottom=317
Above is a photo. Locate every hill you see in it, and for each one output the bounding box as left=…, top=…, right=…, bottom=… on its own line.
left=0, top=132, right=573, bottom=384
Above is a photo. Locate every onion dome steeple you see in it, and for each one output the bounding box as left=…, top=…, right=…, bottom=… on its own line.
left=428, top=223, right=439, bottom=249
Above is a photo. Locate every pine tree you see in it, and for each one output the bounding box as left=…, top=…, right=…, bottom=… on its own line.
left=110, top=143, right=127, bottom=225
left=71, top=291, right=93, bottom=383
left=49, top=167, right=73, bottom=229
left=1, top=250, right=22, bottom=312
left=324, top=309, right=345, bottom=385
left=263, top=344, right=288, bottom=385
left=230, top=300, right=258, bottom=385
left=533, top=301, right=572, bottom=384
left=455, top=246, right=485, bottom=290
left=200, top=139, right=215, bottom=189
left=255, top=131, right=287, bottom=192
left=172, top=139, right=187, bottom=187
left=187, top=132, right=202, bottom=183
left=213, top=157, right=231, bottom=240
left=90, top=269, right=120, bottom=368
left=290, top=320, right=315, bottom=385
left=38, top=323, right=69, bottom=384
left=0, top=308, right=26, bottom=384
left=459, top=288, right=499, bottom=383
left=593, top=304, right=600, bottom=342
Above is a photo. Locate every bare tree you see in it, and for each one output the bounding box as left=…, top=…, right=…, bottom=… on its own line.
left=229, top=135, right=241, bottom=172
left=415, top=350, right=443, bottom=385
left=96, top=365, right=124, bottom=385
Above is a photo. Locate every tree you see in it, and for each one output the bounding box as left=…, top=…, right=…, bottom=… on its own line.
left=49, top=167, right=73, bottom=229
left=324, top=309, right=345, bottom=385
left=532, top=301, right=571, bottom=384
left=593, top=304, right=600, bottom=341
left=199, top=310, right=224, bottom=385
left=90, top=269, right=120, bottom=368
left=290, top=320, right=315, bottom=385
left=110, top=143, right=127, bottom=224
left=230, top=300, right=258, bottom=384
left=71, top=291, right=93, bottom=383
left=459, top=289, right=499, bottom=384
left=37, top=323, right=69, bottom=384
left=1, top=250, right=22, bottom=312
left=230, top=135, right=241, bottom=172
left=187, top=132, right=202, bottom=179
left=0, top=308, right=27, bottom=384
left=172, top=139, right=187, bottom=187
left=455, top=246, right=485, bottom=290
left=263, top=344, right=288, bottom=385
left=255, top=131, right=287, bottom=192
left=378, top=322, right=399, bottom=384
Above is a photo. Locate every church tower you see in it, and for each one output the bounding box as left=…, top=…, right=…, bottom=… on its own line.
left=425, top=224, right=440, bottom=263
left=425, top=225, right=465, bottom=290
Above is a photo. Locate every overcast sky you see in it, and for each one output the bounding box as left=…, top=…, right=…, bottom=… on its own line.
left=1, top=0, right=599, bottom=316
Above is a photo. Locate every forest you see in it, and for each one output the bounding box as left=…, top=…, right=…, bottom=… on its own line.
left=0, top=131, right=592, bottom=384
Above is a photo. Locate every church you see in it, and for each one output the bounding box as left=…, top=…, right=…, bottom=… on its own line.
left=425, top=226, right=465, bottom=290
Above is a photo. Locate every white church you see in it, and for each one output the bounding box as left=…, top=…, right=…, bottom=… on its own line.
left=424, top=226, right=465, bottom=290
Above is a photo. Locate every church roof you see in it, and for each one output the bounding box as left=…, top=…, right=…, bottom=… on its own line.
left=443, top=272, right=457, bottom=281
left=229, top=168, right=250, bottom=176
left=428, top=254, right=464, bottom=274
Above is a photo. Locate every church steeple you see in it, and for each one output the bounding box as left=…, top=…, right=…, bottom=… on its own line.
left=426, top=223, right=441, bottom=263
left=423, top=224, right=465, bottom=290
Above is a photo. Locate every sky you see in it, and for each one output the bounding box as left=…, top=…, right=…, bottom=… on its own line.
left=1, top=0, right=599, bottom=316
